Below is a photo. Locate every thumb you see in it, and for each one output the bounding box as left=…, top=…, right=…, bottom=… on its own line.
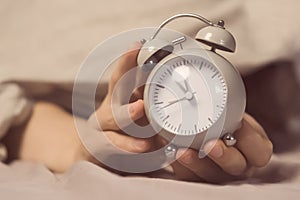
left=89, top=99, right=145, bottom=131
left=113, top=99, right=145, bottom=129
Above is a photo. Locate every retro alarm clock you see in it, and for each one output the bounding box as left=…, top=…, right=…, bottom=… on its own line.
left=137, top=13, right=246, bottom=158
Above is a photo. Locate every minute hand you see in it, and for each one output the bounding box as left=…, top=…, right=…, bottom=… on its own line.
left=161, top=91, right=196, bottom=109
left=161, top=97, right=186, bottom=109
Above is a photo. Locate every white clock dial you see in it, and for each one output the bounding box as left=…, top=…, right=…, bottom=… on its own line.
left=146, top=55, right=227, bottom=136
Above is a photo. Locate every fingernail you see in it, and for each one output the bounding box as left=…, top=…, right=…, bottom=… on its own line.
left=128, top=42, right=141, bottom=51
left=132, top=140, right=147, bottom=151
left=204, top=141, right=223, bottom=158
left=129, top=103, right=135, bottom=114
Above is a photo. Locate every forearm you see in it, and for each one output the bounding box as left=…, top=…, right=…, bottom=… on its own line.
left=3, top=101, right=90, bottom=173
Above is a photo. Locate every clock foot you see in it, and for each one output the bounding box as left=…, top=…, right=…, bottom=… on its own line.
left=164, top=144, right=178, bottom=159
left=223, top=133, right=237, bottom=146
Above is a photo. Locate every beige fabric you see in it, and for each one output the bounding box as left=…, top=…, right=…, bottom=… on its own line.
left=0, top=0, right=300, bottom=199
left=0, top=84, right=32, bottom=137
left=0, top=83, right=33, bottom=161
left=0, top=0, right=300, bottom=83
left=0, top=154, right=299, bottom=200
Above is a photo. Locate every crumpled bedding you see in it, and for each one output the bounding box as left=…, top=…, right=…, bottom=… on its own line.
left=0, top=156, right=299, bottom=200
left=0, top=0, right=300, bottom=199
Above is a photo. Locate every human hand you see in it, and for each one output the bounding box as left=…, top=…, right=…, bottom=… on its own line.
left=89, top=42, right=273, bottom=184
left=88, top=42, right=154, bottom=154
left=171, top=113, right=273, bottom=183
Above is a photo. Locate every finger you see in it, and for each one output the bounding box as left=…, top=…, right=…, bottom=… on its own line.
left=92, top=99, right=145, bottom=131
left=109, top=42, right=142, bottom=94
left=130, top=87, right=144, bottom=102
left=155, top=137, right=200, bottom=181
left=128, top=99, right=145, bottom=121
left=104, top=131, right=153, bottom=153
left=235, top=116, right=273, bottom=167
left=171, top=161, right=203, bottom=182
left=176, top=148, right=235, bottom=183
left=243, top=113, right=268, bottom=138
left=111, top=99, right=145, bottom=129
left=204, top=140, right=247, bottom=176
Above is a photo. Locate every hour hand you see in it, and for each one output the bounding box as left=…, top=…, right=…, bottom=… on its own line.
left=175, top=81, right=187, bottom=93
left=184, top=79, right=193, bottom=93
left=175, top=77, right=193, bottom=96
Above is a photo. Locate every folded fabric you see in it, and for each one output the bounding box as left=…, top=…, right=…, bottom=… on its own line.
left=0, top=83, right=33, bottom=161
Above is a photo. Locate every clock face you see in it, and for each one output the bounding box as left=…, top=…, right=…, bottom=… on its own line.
left=145, top=55, right=227, bottom=136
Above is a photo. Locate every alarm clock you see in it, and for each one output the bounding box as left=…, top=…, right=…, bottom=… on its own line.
left=137, top=13, right=246, bottom=158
